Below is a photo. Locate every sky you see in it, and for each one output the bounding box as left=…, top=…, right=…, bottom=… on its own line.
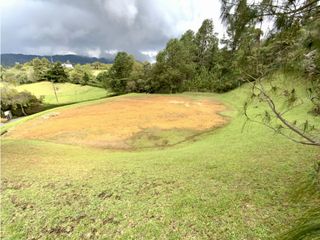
left=0, top=0, right=224, bottom=62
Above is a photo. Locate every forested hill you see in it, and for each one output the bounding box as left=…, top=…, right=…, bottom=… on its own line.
left=1, top=53, right=113, bottom=66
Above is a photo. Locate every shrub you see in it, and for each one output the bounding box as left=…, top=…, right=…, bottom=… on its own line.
left=0, top=87, right=43, bottom=117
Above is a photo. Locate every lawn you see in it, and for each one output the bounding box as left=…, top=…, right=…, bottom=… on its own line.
left=1, top=73, right=319, bottom=239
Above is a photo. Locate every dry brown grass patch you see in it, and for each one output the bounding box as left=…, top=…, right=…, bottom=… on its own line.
left=6, top=95, right=227, bottom=149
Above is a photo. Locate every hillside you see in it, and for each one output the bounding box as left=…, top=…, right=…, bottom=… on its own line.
left=1, top=81, right=109, bottom=105
left=1, top=73, right=319, bottom=239
left=1, top=53, right=113, bottom=67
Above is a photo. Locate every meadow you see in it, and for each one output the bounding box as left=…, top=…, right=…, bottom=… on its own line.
left=1, top=73, right=319, bottom=239
left=1, top=81, right=109, bottom=105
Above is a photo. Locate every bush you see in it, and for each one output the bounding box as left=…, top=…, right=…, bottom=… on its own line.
left=16, top=72, right=33, bottom=84
left=0, top=87, right=43, bottom=117
left=80, top=72, right=90, bottom=86
left=108, top=78, right=128, bottom=94
left=46, top=62, right=68, bottom=83
left=95, top=71, right=110, bottom=88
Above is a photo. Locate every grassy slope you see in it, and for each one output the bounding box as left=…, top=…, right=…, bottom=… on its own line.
left=1, top=73, right=320, bottom=239
left=14, top=81, right=108, bottom=105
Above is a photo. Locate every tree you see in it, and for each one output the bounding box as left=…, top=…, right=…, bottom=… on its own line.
left=81, top=72, right=90, bottom=86
left=152, top=37, right=197, bottom=93
left=32, top=57, right=50, bottom=81
left=220, top=0, right=320, bottom=141
left=220, top=0, right=319, bottom=35
left=46, top=62, right=68, bottom=83
left=109, top=52, right=134, bottom=79
left=221, top=0, right=257, bottom=51
left=70, top=64, right=84, bottom=84
left=243, top=74, right=320, bottom=147
left=96, top=71, right=110, bottom=88
left=108, top=78, right=128, bottom=94
left=91, top=61, right=102, bottom=70
left=0, top=87, right=43, bottom=116
left=219, top=1, right=320, bottom=237
left=45, top=62, right=68, bottom=103
left=195, top=19, right=220, bottom=70
left=16, top=72, right=30, bottom=84
left=106, top=52, right=135, bottom=93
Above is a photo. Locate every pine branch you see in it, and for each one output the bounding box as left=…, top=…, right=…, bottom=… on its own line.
left=242, top=73, right=320, bottom=147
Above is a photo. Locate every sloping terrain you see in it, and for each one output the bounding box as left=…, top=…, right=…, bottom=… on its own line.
left=1, top=81, right=108, bottom=105
left=1, top=74, right=319, bottom=239
left=14, top=81, right=108, bottom=104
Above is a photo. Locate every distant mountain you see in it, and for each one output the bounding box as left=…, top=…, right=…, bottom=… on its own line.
left=0, top=53, right=113, bottom=67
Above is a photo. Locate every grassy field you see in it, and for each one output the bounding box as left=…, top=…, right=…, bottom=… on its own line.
left=1, top=73, right=320, bottom=239
left=16, top=81, right=108, bottom=105
left=1, top=81, right=109, bottom=105
left=91, top=68, right=111, bottom=77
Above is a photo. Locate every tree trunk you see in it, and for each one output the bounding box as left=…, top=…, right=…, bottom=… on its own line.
left=20, top=105, right=27, bottom=116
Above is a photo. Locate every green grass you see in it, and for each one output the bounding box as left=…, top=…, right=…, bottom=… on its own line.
left=127, top=128, right=201, bottom=149
left=91, top=69, right=109, bottom=77
left=1, top=73, right=320, bottom=239
left=12, top=81, right=108, bottom=105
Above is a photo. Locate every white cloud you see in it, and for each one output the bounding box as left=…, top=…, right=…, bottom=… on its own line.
left=140, top=50, right=158, bottom=58
left=23, top=46, right=76, bottom=56
left=105, top=49, right=118, bottom=55
left=140, top=50, right=158, bottom=63
left=151, top=0, right=224, bottom=37
left=103, top=0, right=138, bottom=26
left=87, top=48, right=101, bottom=58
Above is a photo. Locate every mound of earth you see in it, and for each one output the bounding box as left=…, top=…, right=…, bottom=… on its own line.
left=6, top=95, right=228, bottom=149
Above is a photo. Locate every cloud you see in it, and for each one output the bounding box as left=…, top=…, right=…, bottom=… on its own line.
left=140, top=50, right=158, bottom=63
left=103, top=0, right=138, bottom=26
left=140, top=50, right=158, bottom=58
left=105, top=49, right=119, bottom=55
left=1, top=0, right=223, bottom=61
left=87, top=48, right=101, bottom=58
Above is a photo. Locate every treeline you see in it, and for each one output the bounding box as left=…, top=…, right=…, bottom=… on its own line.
left=101, top=19, right=241, bottom=94
left=102, top=19, right=319, bottom=98
left=1, top=59, right=111, bottom=87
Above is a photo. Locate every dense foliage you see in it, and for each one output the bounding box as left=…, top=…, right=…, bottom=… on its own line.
left=1, top=60, right=111, bottom=88
left=0, top=87, right=43, bottom=117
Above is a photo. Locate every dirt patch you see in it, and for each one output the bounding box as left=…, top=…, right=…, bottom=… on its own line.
left=6, top=95, right=228, bottom=149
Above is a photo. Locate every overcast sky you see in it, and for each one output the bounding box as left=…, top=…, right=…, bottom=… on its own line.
left=1, top=0, right=224, bottom=61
